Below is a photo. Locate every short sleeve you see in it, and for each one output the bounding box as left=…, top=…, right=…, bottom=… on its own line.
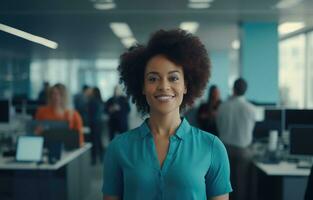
left=205, top=136, right=232, bottom=197
left=102, top=139, right=123, bottom=197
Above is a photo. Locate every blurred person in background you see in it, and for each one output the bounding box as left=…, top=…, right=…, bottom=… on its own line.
left=105, top=85, right=130, bottom=141
left=74, top=85, right=92, bottom=126
left=217, top=78, right=257, bottom=200
left=37, top=81, right=50, bottom=104
left=88, top=87, right=104, bottom=165
left=197, top=85, right=221, bottom=136
left=35, top=83, right=84, bottom=147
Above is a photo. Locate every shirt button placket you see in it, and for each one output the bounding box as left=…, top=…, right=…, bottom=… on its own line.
left=159, top=170, right=165, bottom=200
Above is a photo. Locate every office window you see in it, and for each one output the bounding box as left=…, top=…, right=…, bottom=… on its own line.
left=279, top=34, right=305, bottom=108
left=96, top=70, right=119, bottom=101
left=30, top=58, right=119, bottom=103
left=30, top=59, right=73, bottom=100
left=79, top=68, right=119, bottom=101
left=307, top=32, right=313, bottom=108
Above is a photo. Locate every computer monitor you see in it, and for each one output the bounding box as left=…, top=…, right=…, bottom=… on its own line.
left=26, top=120, right=69, bottom=135
left=289, top=126, right=313, bottom=156
left=253, top=108, right=283, bottom=139
left=0, top=100, right=10, bottom=123
left=12, top=99, right=43, bottom=118
left=12, top=98, right=26, bottom=114
left=15, top=136, right=44, bottom=162
left=26, top=100, right=43, bottom=118
left=42, top=129, right=80, bottom=150
left=265, top=109, right=282, bottom=122
left=253, top=121, right=282, bottom=139
left=285, top=109, right=313, bottom=130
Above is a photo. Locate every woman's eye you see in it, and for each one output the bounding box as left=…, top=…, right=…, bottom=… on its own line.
left=169, top=76, right=179, bottom=82
left=148, top=76, right=157, bottom=82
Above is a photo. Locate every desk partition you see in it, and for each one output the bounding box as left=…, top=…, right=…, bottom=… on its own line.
left=0, top=143, right=92, bottom=200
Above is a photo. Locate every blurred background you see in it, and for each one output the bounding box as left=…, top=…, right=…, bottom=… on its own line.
left=0, top=0, right=312, bottom=108
left=0, top=0, right=313, bottom=200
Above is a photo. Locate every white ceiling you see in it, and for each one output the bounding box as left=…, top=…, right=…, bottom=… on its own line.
left=0, top=0, right=312, bottom=59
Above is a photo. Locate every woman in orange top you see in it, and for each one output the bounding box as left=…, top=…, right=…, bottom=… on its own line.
left=35, top=83, right=84, bottom=146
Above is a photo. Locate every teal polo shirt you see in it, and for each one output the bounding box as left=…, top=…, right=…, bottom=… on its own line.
left=102, top=118, right=232, bottom=200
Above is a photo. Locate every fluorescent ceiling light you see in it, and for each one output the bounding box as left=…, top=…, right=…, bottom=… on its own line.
left=0, top=23, right=58, bottom=49
left=231, top=40, right=240, bottom=50
left=110, top=23, right=133, bottom=38
left=94, top=2, right=116, bottom=10
left=278, top=22, right=305, bottom=35
left=180, top=22, right=199, bottom=34
left=121, top=37, right=137, bottom=48
left=275, top=0, right=303, bottom=9
left=189, top=0, right=214, bottom=3
left=188, top=2, right=211, bottom=9
left=91, top=0, right=113, bottom=2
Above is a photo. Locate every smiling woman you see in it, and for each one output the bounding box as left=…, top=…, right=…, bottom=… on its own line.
left=102, top=29, right=232, bottom=200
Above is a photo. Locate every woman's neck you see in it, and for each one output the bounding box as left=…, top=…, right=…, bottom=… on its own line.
left=148, top=112, right=181, bottom=138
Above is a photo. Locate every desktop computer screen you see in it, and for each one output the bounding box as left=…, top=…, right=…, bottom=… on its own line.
left=0, top=100, right=10, bottom=123
left=265, top=109, right=282, bottom=122
left=253, top=109, right=283, bottom=139
left=285, top=109, right=313, bottom=130
left=26, top=120, right=69, bottom=135
left=289, top=126, right=313, bottom=156
left=12, top=99, right=43, bottom=118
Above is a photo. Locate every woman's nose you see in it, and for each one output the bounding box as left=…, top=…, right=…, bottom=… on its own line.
left=157, top=79, right=170, bottom=91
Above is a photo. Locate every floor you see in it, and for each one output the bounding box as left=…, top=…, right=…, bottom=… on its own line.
left=85, top=163, right=103, bottom=200
left=84, top=129, right=108, bottom=200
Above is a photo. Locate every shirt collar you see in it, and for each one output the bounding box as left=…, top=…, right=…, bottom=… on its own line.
left=139, top=117, right=191, bottom=140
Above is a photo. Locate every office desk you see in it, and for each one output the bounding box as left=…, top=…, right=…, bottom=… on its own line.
left=253, top=161, right=310, bottom=200
left=0, top=143, right=92, bottom=200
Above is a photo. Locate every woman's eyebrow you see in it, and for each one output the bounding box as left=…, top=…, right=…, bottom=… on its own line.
left=146, top=71, right=159, bottom=76
left=146, top=70, right=181, bottom=76
left=168, top=70, right=180, bottom=74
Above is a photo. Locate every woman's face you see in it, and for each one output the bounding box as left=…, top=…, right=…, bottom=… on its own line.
left=50, top=88, right=63, bottom=106
left=143, top=55, right=187, bottom=116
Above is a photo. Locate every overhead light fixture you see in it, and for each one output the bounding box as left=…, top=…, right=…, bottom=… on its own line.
left=231, top=40, right=240, bottom=50
left=180, top=22, right=199, bottom=34
left=94, top=2, right=116, bottom=10
left=189, top=0, right=214, bottom=3
left=109, top=22, right=137, bottom=48
left=90, top=0, right=113, bottom=2
left=278, top=22, right=305, bottom=35
left=0, top=23, right=58, bottom=49
left=188, top=2, right=211, bottom=9
left=121, top=37, right=137, bottom=48
left=274, top=0, right=303, bottom=9
left=110, top=23, right=133, bottom=38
